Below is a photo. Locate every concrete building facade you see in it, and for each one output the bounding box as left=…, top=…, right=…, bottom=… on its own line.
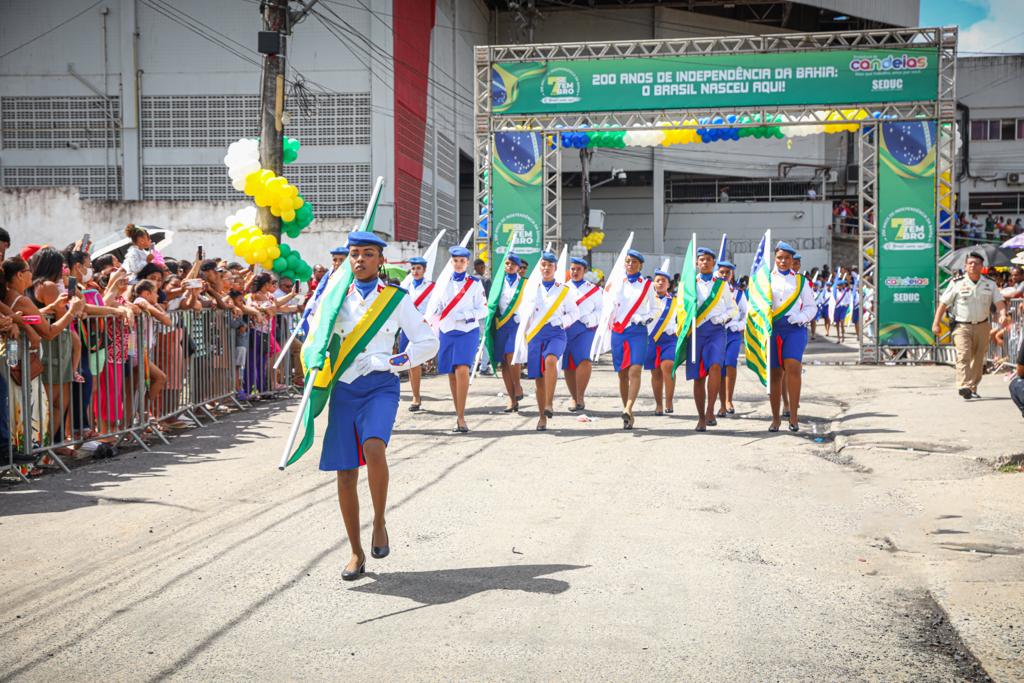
left=1, top=0, right=924, bottom=270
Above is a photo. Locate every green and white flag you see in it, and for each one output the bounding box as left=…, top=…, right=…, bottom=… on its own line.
left=671, top=235, right=697, bottom=378
left=281, top=177, right=387, bottom=468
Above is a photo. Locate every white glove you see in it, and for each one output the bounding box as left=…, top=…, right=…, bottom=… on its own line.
left=354, top=353, right=389, bottom=375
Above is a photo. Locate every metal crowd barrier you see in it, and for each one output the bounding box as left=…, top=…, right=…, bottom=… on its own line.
left=988, top=300, right=1024, bottom=371
left=2, top=308, right=300, bottom=481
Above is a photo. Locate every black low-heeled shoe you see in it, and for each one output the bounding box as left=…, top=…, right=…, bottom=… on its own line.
left=544, top=409, right=553, bottom=419
left=408, top=403, right=421, bottom=412
left=502, top=403, right=519, bottom=413
left=515, top=393, right=525, bottom=402
left=768, top=424, right=780, bottom=433
left=726, top=408, right=735, bottom=415
left=654, top=410, right=664, bottom=416
left=536, top=423, right=547, bottom=431
left=695, top=424, right=707, bottom=432
left=342, top=558, right=366, bottom=581
left=706, top=417, right=717, bottom=427
left=665, top=408, right=673, bottom=414
left=788, top=422, right=799, bottom=432
left=371, top=528, right=390, bottom=559
left=452, top=425, right=469, bottom=433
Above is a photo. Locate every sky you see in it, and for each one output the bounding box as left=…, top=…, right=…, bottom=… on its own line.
left=920, top=0, right=1024, bottom=53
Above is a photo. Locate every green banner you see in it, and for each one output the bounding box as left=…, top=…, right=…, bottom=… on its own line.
left=877, top=120, right=937, bottom=346
left=490, top=132, right=544, bottom=268
left=492, top=49, right=937, bottom=114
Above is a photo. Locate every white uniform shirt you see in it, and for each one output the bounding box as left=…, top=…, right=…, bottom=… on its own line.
left=725, top=285, right=748, bottom=333
left=771, top=270, right=818, bottom=325
left=696, top=275, right=738, bottom=327
left=430, top=274, right=487, bottom=334
left=497, top=274, right=523, bottom=324
left=520, top=280, right=580, bottom=333
left=569, top=278, right=603, bottom=328
left=609, top=275, right=659, bottom=328
left=649, top=294, right=678, bottom=337
left=833, top=288, right=852, bottom=308
left=406, top=278, right=435, bottom=316
left=333, top=280, right=439, bottom=384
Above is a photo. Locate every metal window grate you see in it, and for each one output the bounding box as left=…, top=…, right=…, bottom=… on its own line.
left=0, top=96, right=121, bottom=149
left=436, top=189, right=456, bottom=237
left=419, top=181, right=435, bottom=238
left=422, top=123, right=435, bottom=171
left=436, top=132, right=456, bottom=183
left=141, top=93, right=371, bottom=148
left=0, top=166, right=122, bottom=199
left=141, top=163, right=371, bottom=216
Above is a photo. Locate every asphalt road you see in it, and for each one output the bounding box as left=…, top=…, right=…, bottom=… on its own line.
left=1, top=338, right=1021, bottom=681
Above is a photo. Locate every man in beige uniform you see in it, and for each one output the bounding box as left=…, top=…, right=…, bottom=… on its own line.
left=933, top=252, right=1008, bottom=399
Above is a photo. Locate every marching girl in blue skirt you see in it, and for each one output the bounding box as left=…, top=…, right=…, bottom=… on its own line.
left=644, top=269, right=678, bottom=416
left=563, top=257, right=602, bottom=412
left=429, top=245, right=486, bottom=433
left=832, top=278, right=851, bottom=344
left=321, top=231, right=439, bottom=580
left=768, top=242, right=818, bottom=432
left=715, top=261, right=747, bottom=417
left=687, top=248, right=738, bottom=432
left=494, top=253, right=526, bottom=412
left=399, top=255, right=435, bottom=412
left=517, top=251, right=579, bottom=431
left=812, top=277, right=830, bottom=340
left=608, top=249, right=659, bottom=429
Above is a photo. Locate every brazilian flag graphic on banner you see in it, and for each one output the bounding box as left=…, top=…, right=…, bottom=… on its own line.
left=877, top=121, right=937, bottom=347
left=491, top=62, right=546, bottom=114
left=491, top=132, right=544, bottom=267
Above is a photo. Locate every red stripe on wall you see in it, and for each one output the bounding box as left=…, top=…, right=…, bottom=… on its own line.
left=393, top=0, right=436, bottom=242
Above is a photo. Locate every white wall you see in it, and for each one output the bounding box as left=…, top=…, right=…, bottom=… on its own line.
left=0, top=186, right=411, bottom=268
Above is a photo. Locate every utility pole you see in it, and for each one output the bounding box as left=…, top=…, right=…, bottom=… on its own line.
left=258, top=1, right=288, bottom=241
left=580, top=148, right=593, bottom=264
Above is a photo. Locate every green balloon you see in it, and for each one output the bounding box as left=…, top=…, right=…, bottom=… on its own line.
left=273, top=257, right=287, bottom=271
left=279, top=243, right=292, bottom=256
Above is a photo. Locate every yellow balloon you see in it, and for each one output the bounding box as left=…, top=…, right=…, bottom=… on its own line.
left=269, top=245, right=281, bottom=260
left=252, top=248, right=266, bottom=263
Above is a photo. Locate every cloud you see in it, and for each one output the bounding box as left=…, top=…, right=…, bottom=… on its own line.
left=957, top=0, right=1024, bottom=53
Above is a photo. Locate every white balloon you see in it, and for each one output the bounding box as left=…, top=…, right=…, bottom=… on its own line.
left=231, top=176, right=247, bottom=192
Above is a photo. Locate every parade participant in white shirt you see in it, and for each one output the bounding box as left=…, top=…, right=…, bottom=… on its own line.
left=832, top=279, right=852, bottom=343
left=768, top=242, right=818, bottom=432
left=493, top=253, right=525, bottom=412
left=518, top=251, right=580, bottom=431
left=645, top=269, right=678, bottom=416
left=686, top=248, right=737, bottom=432
left=714, top=261, right=746, bottom=417
left=563, top=257, right=602, bottom=412
left=401, top=255, right=435, bottom=412
left=430, top=245, right=487, bottom=433
left=319, top=231, right=439, bottom=581
left=608, top=249, right=659, bottom=429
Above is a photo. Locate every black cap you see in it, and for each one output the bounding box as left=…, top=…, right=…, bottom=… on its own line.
left=966, top=251, right=985, bottom=263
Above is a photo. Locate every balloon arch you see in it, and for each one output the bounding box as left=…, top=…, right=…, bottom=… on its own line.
left=473, top=26, right=958, bottom=365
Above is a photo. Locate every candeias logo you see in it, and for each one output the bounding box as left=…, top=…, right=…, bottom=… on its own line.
left=849, top=53, right=929, bottom=72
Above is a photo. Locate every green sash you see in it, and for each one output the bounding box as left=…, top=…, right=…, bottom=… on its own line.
left=694, top=279, right=725, bottom=326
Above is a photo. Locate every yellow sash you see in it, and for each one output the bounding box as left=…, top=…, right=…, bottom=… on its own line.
left=310, top=286, right=402, bottom=388
left=495, top=280, right=524, bottom=329
left=695, top=279, right=725, bottom=326
left=652, top=296, right=676, bottom=341
left=526, top=285, right=569, bottom=342
left=771, top=274, right=804, bottom=322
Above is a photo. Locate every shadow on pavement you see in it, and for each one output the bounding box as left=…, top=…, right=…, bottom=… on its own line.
left=351, top=564, right=587, bottom=623
left=0, top=401, right=294, bottom=518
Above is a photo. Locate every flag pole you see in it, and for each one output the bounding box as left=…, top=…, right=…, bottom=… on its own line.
left=470, top=232, right=518, bottom=385
left=273, top=326, right=301, bottom=370
left=718, top=233, right=727, bottom=262
left=765, top=229, right=771, bottom=393
left=691, top=232, right=697, bottom=362
left=278, top=373, right=319, bottom=470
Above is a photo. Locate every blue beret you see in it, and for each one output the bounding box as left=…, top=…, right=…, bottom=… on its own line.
left=408, top=256, right=427, bottom=266
left=653, top=269, right=671, bottom=279
left=718, top=260, right=736, bottom=270
left=540, top=251, right=557, bottom=263
left=346, top=230, right=387, bottom=249
left=626, top=249, right=645, bottom=263
left=330, top=246, right=349, bottom=256
left=570, top=257, right=588, bottom=268
left=836, top=278, right=847, bottom=284
left=696, top=247, right=716, bottom=258
left=505, top=253, right=523, bottom=266
left=775, top=241, right=796, bottom=255
left=792, top=252, right=803, bottom=260
left=449, top=245, right=471, bottom=258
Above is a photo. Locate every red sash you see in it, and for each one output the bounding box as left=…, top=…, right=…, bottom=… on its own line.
left=612, top=279, right=652, bottom=333
left=413, top=281, right=435, bottom=308
left=575, top=283, right=600, bottom=307
left=438, top=278, right=475, bottom=321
